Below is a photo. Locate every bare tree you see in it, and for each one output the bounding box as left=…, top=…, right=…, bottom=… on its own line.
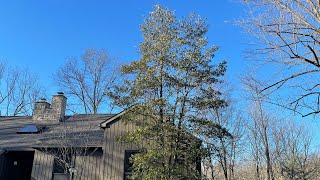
left=54, top=48, right=118, bottom=114
left=243, top=77, right=275, bottom=180
left=240, top=0, right=320, bottom=117
left=273, top=122, right=318, bottom=179
left=203, top=101, right=244, bottom=180
left=0, top=64, right=45, bottom=116
left=12, top=68, right=45, bottom=116
left=40, top=126, right=90, bottom=177
left=37, top=120, right=106, bottom=179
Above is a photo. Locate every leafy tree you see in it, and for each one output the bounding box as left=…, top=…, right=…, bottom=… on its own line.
left=202, top=121, right=233, bottom=180
left=109, top=5, right=227, bottom=179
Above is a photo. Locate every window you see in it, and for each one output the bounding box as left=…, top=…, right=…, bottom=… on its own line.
left=53, top=158, right=65, bottom=174
left=16, top=124, right=46, bottom=134
left=124, top=150, right=139, bottom=180
left=52, top=157, right=70, bottom=180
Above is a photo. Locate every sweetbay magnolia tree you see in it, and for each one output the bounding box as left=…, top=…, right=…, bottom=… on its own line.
left=109, top=5, right=228, bottom=179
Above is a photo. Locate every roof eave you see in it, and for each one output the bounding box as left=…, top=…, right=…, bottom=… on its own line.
left=99, top=109, right=128, bottom=128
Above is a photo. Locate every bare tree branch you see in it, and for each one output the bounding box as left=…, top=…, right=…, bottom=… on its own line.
left=54, top=48, right=119, bottom=114
left=241, top=0, right=320, bottom=117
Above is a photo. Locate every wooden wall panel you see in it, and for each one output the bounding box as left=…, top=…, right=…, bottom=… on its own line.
left=102, top=117, right=140, bottom=180
left=31, top=150, right=54, bottom=180
left=73, top=155, right=103, bottom=180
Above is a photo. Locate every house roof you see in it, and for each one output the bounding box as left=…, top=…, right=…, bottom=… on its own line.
left=0, top=114, right=115, bottom=151
left=100, top=109, right=128, bottom=128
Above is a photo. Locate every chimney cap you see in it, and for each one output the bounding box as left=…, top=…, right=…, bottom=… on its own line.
left=57, top=92, right=64, bottom=95
left=40, top=98, right=46, bottom=102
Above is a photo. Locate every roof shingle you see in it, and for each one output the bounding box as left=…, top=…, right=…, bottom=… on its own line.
left=0, top=114, right=115, bottom=150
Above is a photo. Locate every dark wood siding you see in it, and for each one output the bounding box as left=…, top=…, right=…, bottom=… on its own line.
left=31, top=150, right=105, bottom=180
left=102, top=117, right=140, bottom=180
left=31, top=150, right=54, bottom=180
left=73, top=155, right=104, bottom=180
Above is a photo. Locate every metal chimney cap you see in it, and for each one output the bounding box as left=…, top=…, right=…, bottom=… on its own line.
left=40, top=98, right=46, bottom=102
left=57, top=92, right=64, bottom=95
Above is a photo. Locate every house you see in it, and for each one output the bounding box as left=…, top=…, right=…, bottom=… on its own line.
left=0, top=92, right=201, bottom=180
left=0, top=92, right=139, bottom=180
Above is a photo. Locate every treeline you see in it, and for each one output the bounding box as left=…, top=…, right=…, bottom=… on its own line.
left=0, top=64, right=44, bottom=116
left=0, top=48, right=119, bottom=116
left=228, top=0, right=320, bottom=179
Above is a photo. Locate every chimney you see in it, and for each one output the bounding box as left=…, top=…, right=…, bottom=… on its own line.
left=32, top=92, right=67, bottom=123
left=52, top=92, right=67, bottom=122
left=32, top=98, right=51, bottom=121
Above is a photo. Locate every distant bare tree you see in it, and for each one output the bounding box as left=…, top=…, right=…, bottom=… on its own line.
left=0, top=64, right=45, bottom=116
left=202, top=104, right=244, bottom=180
left=54, top=48, right=118, bottom=114
left=273, top=123, right=318, bottom=179
left=243, top=77, right=275, bottom=180
left=12, top=68, right=45, bottom=116
left=240, top=0, right=320, bottom=117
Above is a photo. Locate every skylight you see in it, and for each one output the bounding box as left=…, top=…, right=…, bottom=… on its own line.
left=16, top=124, right=45, bottom=134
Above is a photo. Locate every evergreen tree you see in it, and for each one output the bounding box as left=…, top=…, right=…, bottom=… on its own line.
left=110, top=5, right=227, bottom=179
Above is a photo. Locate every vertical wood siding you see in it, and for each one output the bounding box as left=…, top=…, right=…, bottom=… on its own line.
left=1, top=116, right=141, bottom=180
left=102, top=117, right=139, bottom=180
left=31, top=150, right=54, bottom=180
left=73, top=155, right=103, bottom=180
left=69, top=116, right=135, bottom=180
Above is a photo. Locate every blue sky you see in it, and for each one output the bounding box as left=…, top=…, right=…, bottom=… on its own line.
left=0, top=0, right=247, bottom=94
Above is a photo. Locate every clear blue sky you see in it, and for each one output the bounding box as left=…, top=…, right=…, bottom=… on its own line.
left=0, top=0, right=247, bottom=94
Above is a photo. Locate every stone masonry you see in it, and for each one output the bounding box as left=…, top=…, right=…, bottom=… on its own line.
left=32, top=92, right=67, bottom=123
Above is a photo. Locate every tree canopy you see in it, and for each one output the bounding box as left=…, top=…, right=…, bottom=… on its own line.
left=109, top=5, right=228, bottom=179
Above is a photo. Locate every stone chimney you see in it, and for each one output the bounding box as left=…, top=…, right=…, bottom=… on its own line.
left=52, top=92, right=67, bottom=122
left=32, top=92, right=67, bottom=123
